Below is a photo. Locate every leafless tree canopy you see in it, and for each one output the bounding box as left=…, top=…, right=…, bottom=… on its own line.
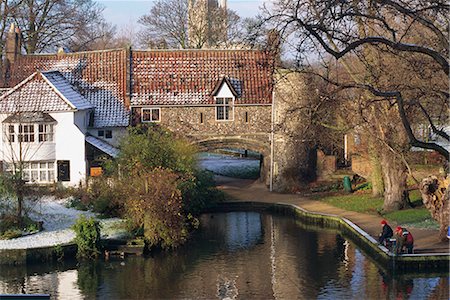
left=138, top=0, right=249, bottom=49
left=0, top=0, right=114, bottom=54
left=265, top=0, right=449, bottom=158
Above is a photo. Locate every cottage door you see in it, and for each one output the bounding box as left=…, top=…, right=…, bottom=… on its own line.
left=57, top=160, right=70, bottom=181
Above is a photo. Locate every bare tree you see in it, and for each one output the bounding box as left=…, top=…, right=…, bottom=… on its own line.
left=138, top=0, right=245, bottom=49
left=11, top=0, right=109, bottom=53
left=264, top=0, right=449, bottom=211
left=264, top=0, right=449, bottom=156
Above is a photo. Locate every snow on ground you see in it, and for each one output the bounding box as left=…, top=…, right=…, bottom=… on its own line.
left=0, top=196, right=124, bottom=250
left=198, top=153, right=260, bottom=174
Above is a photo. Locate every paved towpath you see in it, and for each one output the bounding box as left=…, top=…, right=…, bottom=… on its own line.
left=215, top=176, right=449, bottom=254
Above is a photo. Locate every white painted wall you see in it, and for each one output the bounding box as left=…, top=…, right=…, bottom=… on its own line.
left=53, top=111, right=87, bottom=186
left=0, top=114, right=56, bottom=164
left=87, top=127, right=127, bottom=147
left=215, top=82, right=235, bottom=98
left=0, top=111, right=88, bottom=186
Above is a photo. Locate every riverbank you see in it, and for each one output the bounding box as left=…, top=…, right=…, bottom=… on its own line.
left=215, top=176, right=449, bottom=254
left=0, top=197, right=125, bottom=250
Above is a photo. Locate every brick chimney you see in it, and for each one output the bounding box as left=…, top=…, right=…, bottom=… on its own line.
left=5, top=23, right=22, bottom=65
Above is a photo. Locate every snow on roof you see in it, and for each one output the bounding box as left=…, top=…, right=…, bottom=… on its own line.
left=85, top=135, right=119, bottom=158
left=41, top=71, right=93, bottom=110
left=2, top=49, right=129, bottom=128
left=0, top=72, right=74, bottom=112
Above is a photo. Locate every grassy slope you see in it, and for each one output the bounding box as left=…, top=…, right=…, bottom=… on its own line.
left=313, top=189, right=439, bottom=229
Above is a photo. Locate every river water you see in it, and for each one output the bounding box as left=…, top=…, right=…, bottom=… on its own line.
left=0, top=212, right=448, bottom=299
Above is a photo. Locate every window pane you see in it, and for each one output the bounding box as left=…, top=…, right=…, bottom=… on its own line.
left=23, top=171, right=30, bottom=181
left=31, top=162, right=39, bottom=169
left=31, top=171, right=38, bottom=181
left=48, top=162, right=54, bottom=169
left=225, top=98, right=231, bottom=104
left=217, top=106, right=224, bottom=120
left=40, top=162, right=47, bottom=168
left=151, top=109, right=160, bottom=122
left=8, top=125, right=14, bottom=133
left=142, top=109, right=151, bottom=121
left=40, top=171, right=47, bottom=181
left=98, top=130, right=104, bottom=137
left=225, top=106, right=230, bottom=120
left=216, top=98, right=224, bottom=105
left=105, top=130, right=112, bottom=139
left=48, top=170, right=55, bottom=181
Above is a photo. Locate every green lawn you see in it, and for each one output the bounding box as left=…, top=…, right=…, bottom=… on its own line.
left=313, top=189, right=439, bottom=229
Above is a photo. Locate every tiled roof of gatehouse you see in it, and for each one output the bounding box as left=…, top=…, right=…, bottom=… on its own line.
left=1, top=48, right=274, bottom=125
left=131, top=50, right=274, bottom=106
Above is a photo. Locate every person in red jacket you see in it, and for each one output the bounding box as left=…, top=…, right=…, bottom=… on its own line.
left=395, top=226, right=414, bottom=254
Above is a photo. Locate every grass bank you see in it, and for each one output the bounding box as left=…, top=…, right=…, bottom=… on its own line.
left=312, top=189, right=439, bottom=229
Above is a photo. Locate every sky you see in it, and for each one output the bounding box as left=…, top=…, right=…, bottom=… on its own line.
left=96, top=0, right=266, bottom=30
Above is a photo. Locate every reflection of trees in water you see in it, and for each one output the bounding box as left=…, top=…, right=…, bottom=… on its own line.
left=77, top=261, right=102, bottom=298
left=0, top=213, right=449, bottom=299
left=0, top=260, right=78, bottom=296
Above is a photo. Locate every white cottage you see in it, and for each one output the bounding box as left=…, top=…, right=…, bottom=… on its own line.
left=0, top=70, right=123, bottom=185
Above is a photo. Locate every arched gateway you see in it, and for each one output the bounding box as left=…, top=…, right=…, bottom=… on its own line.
left=194, top=137, right=271, bottom=183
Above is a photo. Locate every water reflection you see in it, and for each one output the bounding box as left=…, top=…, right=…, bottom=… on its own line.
left=0, top=212, right=448, bottom=299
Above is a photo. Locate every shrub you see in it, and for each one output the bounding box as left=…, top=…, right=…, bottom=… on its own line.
left=0, top=229, right=22, bottom=239
left=125, top=168, right=188, bottom=249
left=113, top=124, right=197, bottom=177
left=72, top=215, right=102, bottom=259
left=180, top=169, right=224, bottom=215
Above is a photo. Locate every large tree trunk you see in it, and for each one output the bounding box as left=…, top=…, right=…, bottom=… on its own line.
left=369, top=148, right=384, bottom=197
left=380, top=149, right=409, bottom=211
left=419, top=176, right=449, bottom=241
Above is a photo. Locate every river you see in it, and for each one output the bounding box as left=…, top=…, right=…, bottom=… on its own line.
left=0, top=212, right=448, bottom=299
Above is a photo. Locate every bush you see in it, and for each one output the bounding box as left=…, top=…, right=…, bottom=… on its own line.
left=125, top=168, right=188, bottom=249
left=0, top=229, right=22, bottom=239
left=72, top=215, right=102, bottom=259
left=113, top=124, right=197, bottom=177
left=180, top=169, right=224, bottom=215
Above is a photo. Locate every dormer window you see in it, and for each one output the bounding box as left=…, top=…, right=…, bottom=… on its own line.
left=215, top=97, right=233, bottom=121
left=211, top=77, right=238, bottom=122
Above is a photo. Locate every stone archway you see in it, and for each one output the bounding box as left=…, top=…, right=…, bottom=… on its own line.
left=194, top=137, right=271, bottom=184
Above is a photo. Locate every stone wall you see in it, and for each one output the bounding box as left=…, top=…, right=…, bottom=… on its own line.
left=316, top=150, right=337, bottom=178
left=272, top=71, right=317, bottom=191
left=132, top=105, right=273, bottom=182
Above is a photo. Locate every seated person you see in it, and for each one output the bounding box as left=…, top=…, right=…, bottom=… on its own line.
left=378, top=219, right=393, bottom=245
left=395, top=226, right=414, bottom=254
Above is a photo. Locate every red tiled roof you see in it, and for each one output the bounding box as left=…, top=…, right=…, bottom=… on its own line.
left=0, top=72, right=75, bottom=112
left=1, top=49, right=274, bottom=123
left=2, top=49, right=129, bottom=127
left=131, top=50, right=274, bottom=105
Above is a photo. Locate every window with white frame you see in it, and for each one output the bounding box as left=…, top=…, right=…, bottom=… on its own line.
left=5, top=161, right=55, bottom=183
left=38, top=124, right=54, bottom=142
left=7, top=125, right=14, bottom=143
left=215, top=97, right=233, bottom=121
left=142, top=108, right=160, bottom=122
left=4, top=123, right=55, bottom=143
left=18, top=124, right=35, bottom=142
